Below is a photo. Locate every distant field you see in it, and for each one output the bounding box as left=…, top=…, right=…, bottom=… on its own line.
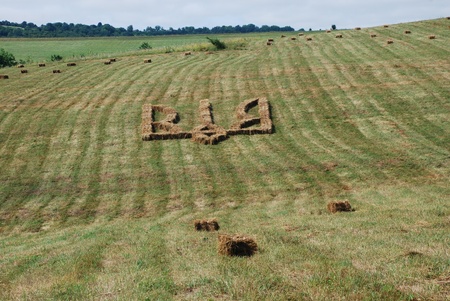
left=0, top=18, right=449, bottom=300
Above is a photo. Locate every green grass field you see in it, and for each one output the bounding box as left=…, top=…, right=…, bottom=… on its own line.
left=0, top=18, right=449, bottom=300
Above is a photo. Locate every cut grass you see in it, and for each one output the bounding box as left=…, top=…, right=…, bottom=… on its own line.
left=0, top=18, right=449, bottom=300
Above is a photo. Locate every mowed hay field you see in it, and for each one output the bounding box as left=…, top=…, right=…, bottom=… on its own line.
left=0, top=18, right=449, bottom=300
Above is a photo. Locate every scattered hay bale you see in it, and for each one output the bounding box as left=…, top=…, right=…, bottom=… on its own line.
left=327, top=201, right=353, bottom=213
left=290, top=37, right=296, bottom=40
left=355, top=27, right=361, bottom=30
left=335, top=34, right=343, bottom=38
left=104, top=61, right=111, bottom=65
left=109, top=58, right=116, bottom=62
left=20, top=69, right=28, bottom=74
left=370, top=34, right=377, bottom=38
left=67, top=63, right=76, bottom=66
left=387, top=40, right=394, bottom=44
left=428, top=35, right=436, bottom=39
left=0, top=75, right=9, bottom=79
left=447, top=17, right=450, bottom=20
left=326, top=30, right=331, bottom=33
left=184, top=52, right=191, bottom=56
left=268, top=38, right=274, bottom=42
left=383, top=25, right=389, bottom=28
left=218, top=234, right=258, bottom=257
left=194, top=219, right=220, bottom=231
left=298, top=33, right=304, bottom=36
left=266, top=42, right=272, bottom=46
left=306, top=37, right=313, bottom=41
left=281, top=35, right=286, bottom=38
left=38, top=63, right=46, bottom=67
left=404, top=30, right=411, bottom=34
left=144, top=59, right=152, bottom=63
left=52, top=70, right=61, bottom=73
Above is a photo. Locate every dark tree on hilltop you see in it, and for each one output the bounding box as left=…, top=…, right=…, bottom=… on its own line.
left=0, top=48, right=16, bottom=68
left=331, top=24, right=337, bottom=30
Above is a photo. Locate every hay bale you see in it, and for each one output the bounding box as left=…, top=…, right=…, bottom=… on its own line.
left=0, top=75, right=9, bottom=79
left=266, top=42, right=272, bottom=46
left=370, top=34, right=377, bottom=38
left=184, top=52, right=191, bottom=56
left=290, top=37, right=296, bottom=40
left=218, top=234, right=258, bottom=257
left=38, top=63, right=46, bottom=67
left=109, top=58, right=116, bottom=62
left=327, top=201, right=353, bottom=213
left=194, top=219, right=220, bottom=231
left=383, top=25, right=389, bottom=28
left=387, top=40, right=394, bottom=44
left=404, top=30, right=411, bottom=34
left=355, top=27, right=361, bottom=30
left=52, top=70, right=61, bottom=73
left=281, top=35, right=286, bottom=38
left=428, top=35, right=436, bottom=39
left=335, top=34, right=343, bottom=38
left=17, top=64, right=24, bottom=68
left=20, top=69, right=28, bottom=74
left=326, top=30, right=331, bottom=33
left=298, top=33, right=304, bottom=36
left=67, top=63, right=76, bottom=66
left=104, top=61, right=111, bottom=65
left=268, top=38, right=274, bottom=42
left=306, top=37, right=313, bottom=41
left=144, top=59, right=152, bottom=63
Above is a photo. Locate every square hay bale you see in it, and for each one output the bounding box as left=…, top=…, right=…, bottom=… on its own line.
left=144, top=59, right=152, bottom=63
left=327, top=201, right=353, bottom=213
left=38, top=63, right=46, bottom=67
left=298, top=33, right=304, bottom=36
left=109, top=58, right=116, bottom=62
left=281, top=35, right=286, bottom=38
left=218, top=234, right=258, bottom=257
left=52, top=70, right=61, bottom=73
left=67, top=63, right=76, bottom=66
left=104, top=61, right=111, bottom=65
left=17, top=64, right=24, bottom=68
left=355, top=27, right=361, bottom=30
left=387, top=40, right=394, bottom=44
left=383, top=25, right=389, bottom=28
left=290, top=37, right=296, bottom=40
left=428, top=35, right=436, bottom=39
left=0, top=75, right=9, bottom=79
left=184, top=52, right=191, bottom=56
left=335, top=34, right=343, bottom=38
left=194, top=219, right=220, bottom=231
left=370, top=34, right=377, bottom=38
left=20, top=69, right=28, bottom=74
left=268, top=38, right=274, bottom=42
left=306, top=37, right=313, bottom=41
left=326, top=30, right=331, bottom=33
left=266, top=42, right=272, bottom=46
left=404, top=30, right=411, bottom=34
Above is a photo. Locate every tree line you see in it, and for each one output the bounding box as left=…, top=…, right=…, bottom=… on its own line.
left=0, top=20, right=297, bottom=38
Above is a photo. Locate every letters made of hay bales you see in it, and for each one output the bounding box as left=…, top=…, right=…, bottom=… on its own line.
left=38, top=63, right=46, bottom=67
left=228, top=97, right=273, bottom=136
left=335, top=34, right=343, bottom=38
left=52, top=70, right=61, bottom=73
left=218, top=234, right=258, bottom=257
left=20, top=69, right=28, bottom=74
left=0, top=75, right=9, bottom=79
left=67, top=63, right=76, bottom=66
left=327, top=201, right=353, bottom=213
left=191, top=99, right=228, bottom=145
left=144, top=59, right=152, bottom=63
left=141, top=104, right=191, bottom=141
left=194, top=219, right=220, bottom=231
left=428, top=35, right=436, bottom=39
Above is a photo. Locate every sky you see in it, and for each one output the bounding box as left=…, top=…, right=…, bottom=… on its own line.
left=2, top=0, right=449, bottom=31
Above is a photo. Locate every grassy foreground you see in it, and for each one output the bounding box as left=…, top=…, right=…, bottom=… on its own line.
left=0, top=18, right=449, bottom=300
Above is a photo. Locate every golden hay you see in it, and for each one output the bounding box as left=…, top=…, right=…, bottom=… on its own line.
left=109, top=58, right=116, bottom=62
left=404, top=30, right=411, bottom=34
left=327, top=201, right=353, bottom=213
left=184, top=52, right=191, bottom=56
left=0, top=75, right=9, bottom=79
left=194, top=219, right=220, bottom=231
left=281, top=35, right=286, bottom=38
left=383, top=25, right=389, bottom=28
left=144, top=59, right=152, bottom=63
left=370, top=34, right=377, bottom=38
left=335, top=34, right=343, bottom=38
left=17, top=64, right=24, bottom=68
left=266, top=42, right=272, bottom=46
left=326, top=30, right=331, bottom=33
left=104, top=61, right=111, bottom=65
left=387, top=40, right=394, bottom=44
left=291, top=37, right=296, bottom=40
left=268, top=38, right=274, bottom=42
left=298, top=33, right=304, bottom=36
left=67, top=63, right=76, bottom=66
left=306, top=37, right=313, bottom=41
left=218, top=234, right=258, bottom=257
left=355, top=27, right=361, bottom=30
left=428, top=35, right=436, bottom=39
left=20, top=69, right=28, bottom=74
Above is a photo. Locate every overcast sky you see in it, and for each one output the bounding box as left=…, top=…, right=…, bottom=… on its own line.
left=2, top=0, right=449, bottom=30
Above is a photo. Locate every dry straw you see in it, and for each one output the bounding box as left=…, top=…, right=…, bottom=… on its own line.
left=191, top=99, right=228, bottom=145
left=228, top=97, right=273, bottom=136
left=52, top=70, right=61, bottom=73
left=428, top=35, right=436, bottom=39
left=335, top=34, right=343, bottom=38
left=38, top=63, right=45, bottom=67
left=194, top=219, right=220, bottom=231
left=20, top=70, right=28, bottom=74
left=141, top=104, right=190, bottom=141
left=144, top=59, right=152, bottom=63
left=0, top=75, right=9, bottom=79
left=327, top=201, right=353, bottom=213
left=67, top=63, right=76, bottom=66
left=218, top=234, right=258, bottom=257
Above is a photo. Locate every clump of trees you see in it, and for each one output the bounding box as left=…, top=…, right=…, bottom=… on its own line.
left=0, top=48, right=16, bottom=67
left=206, top=37, right=226, bottom=50
left=0, top=20, right=296, bottom=38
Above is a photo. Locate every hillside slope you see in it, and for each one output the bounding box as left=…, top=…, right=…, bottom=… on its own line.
left=0, top=18, right=449, bottom=300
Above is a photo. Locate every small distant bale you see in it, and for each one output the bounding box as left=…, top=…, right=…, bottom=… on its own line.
left=266, top=42, right=272, bottom=46
left=0, top=75, right=9, bottom=79
left=383, top=25, right=389, bottom=28
left=109, top=58, right=116, bottom=62
left=370, top=34, right=377, bottom=38
left=218, top=234, right=258, bottom=257
left=144, top=59, right=152, bottom=63
left=428, top=35, right=436, bottom=39
left=335, top=34, right=343, bottom=38
left=447, top=17, right=450, bottom=20
left=38, top=63, right=46, bottom=67
left=268, top=38, right=274, bottom=42
left=404, top=30, right=411, bottom=34
left=355, top=27, right=361, bottom=30
left=281, top=35, right=286, bottom=38
left=387, top=40, right=394, bottom=44
left=20, top=69, right=28, bottom=74
left=326, top=30, right=331, bottom=33
left=17, top=64, right=24, bottom=68
left=184, top=52, right=191, bottom=56
left=104, top=61, right=111, bottom=65
left=67, top=63, right=76, bottom=66
left=306, top=37, right=313, bottom=41
left=290, top=37, right=296, bottom=40
left=298, top=33, right=304, bottom=36
left=52, top=70, right=61, bottom=73
left=194, top=219, right=220, bottom=231
left=327, top=201, right=353, bottom=213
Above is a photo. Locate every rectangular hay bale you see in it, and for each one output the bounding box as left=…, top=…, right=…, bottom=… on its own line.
left=218, top=234, right=258, bottom=257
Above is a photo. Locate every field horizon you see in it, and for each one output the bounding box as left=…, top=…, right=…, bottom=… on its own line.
left=0, top=18, right=449, bottom=300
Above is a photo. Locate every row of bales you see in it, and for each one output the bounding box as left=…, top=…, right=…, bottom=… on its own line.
left=265, top=23, right=440, bottom=46
left=193, top=200, right=353, bottom=257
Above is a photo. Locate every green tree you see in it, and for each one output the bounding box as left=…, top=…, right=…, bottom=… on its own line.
left=139, top=42, right=152, bottom=50
left=0, top=48, right=16, bottom=67
left=206, top=37, right=226, bottom=50
left=331, top=24, right=337, bottom=30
